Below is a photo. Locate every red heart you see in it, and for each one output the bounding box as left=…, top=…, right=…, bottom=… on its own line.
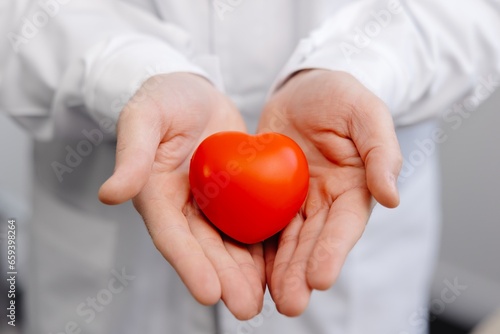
left=189, top=132, right=309, bottom=244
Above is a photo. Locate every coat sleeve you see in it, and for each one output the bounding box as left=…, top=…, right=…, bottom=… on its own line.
left=0, top=0, right=215, bottom=139
left=272, top=0, right=500, bottom=126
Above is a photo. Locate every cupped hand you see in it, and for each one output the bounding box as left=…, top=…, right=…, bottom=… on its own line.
left=258, top=70, right=402, bottom=316
left=99, top=73, right=265, bottom=320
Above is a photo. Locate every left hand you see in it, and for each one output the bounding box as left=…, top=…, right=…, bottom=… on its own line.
left=258, top=69, right=402, bottom=316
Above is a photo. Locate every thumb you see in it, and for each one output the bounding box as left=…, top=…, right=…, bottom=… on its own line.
left=99, top=102, right=162, bottom=205
left=351, top=96, right=402, bottom=208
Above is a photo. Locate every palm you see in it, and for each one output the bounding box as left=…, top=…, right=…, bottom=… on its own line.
left=100, top=73, right=265, bottom=320
left=138, top=131, right=266, bottom=318
left=258, top=70, right=402, bottom=316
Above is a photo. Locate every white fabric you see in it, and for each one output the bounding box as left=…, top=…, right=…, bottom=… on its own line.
left=0, top=1, right=499, bottom=333
left=219, top=120, right=442, bottom=334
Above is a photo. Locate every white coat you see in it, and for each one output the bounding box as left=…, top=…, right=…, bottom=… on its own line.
left=1, top=1, right=499, bottom=333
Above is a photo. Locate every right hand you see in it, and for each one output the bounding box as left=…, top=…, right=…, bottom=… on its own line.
left=98, top=73, right=265, bottom=320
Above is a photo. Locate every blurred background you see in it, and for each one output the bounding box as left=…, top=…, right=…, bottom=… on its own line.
left=430, top=86, right=500, bottom=333
left=0, top=112, right=31, bottom=334
left=0, top=87, right=499, bottom=333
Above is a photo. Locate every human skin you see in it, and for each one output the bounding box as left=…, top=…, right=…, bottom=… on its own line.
left=99, top=73, right=266, bottom=320
left=99, top=69, right=402, bottom=320
left=258, top=69, right=402, bottom=316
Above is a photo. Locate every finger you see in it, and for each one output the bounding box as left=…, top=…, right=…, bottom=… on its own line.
left=135, top=196, right=222, bottom=306
left=306, top=187, right=371, bottom=290
left=267, top=212, right=318, bottom=317
left=266, top=214, right=302, bottom=306
left=247, top=242, right=267, bottom=292
left=224, top=240, right=265, bottom=310
left=350, top=96, right=402, bottom=208
left=264, top=235, right=279, bottom=292
left=189, top=216, right=262, bottom=320
left=99, top=100, right=163, bottom=205
left=274, top=208, right=328, bottom=317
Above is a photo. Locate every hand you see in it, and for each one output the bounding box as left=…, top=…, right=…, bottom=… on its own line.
left=99, top=73, right=265, bottom=320
left=258, top=70, right=402, bottom=316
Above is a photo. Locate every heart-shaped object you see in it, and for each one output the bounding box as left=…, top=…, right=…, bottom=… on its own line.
left=189, top=131, right=309, bottom=244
